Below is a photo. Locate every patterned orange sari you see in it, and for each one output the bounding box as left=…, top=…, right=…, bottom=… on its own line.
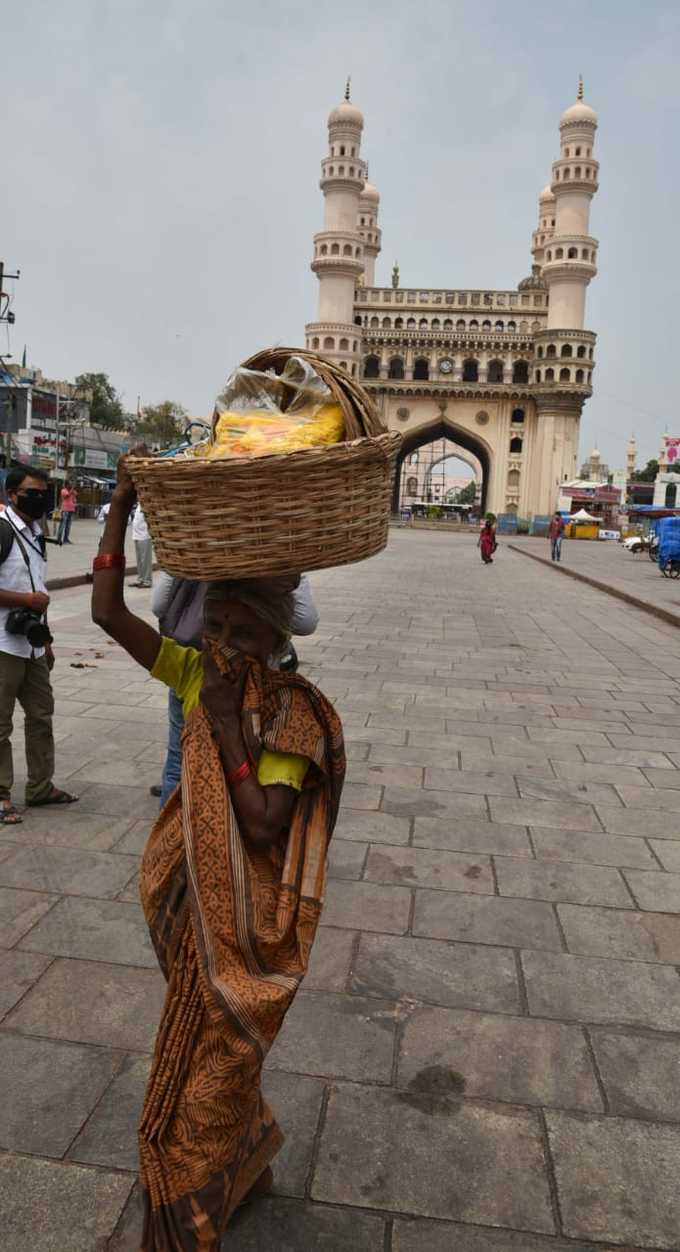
left=138, top=653, right=345, bottom=1250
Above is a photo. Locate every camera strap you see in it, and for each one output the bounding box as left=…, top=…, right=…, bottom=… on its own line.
left=3, top=519, right=52, bottom=653
left=4, top=520, right=38, bottom=593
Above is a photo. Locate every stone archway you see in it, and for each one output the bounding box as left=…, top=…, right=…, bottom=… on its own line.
left=392, top=419, right=491, bottom=514
left=424, top=443, right=482, bottom=499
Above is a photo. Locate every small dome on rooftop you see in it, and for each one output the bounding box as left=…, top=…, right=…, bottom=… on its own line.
left=561, top=99, right=597, bottom=126
left=360, top=180, right=379, bottom=204
left=328, top=98, right=364, bottom=130
left=518, top=264, right=547, bottom=292
left=561, top=77, right=597, bottom=127
left=539, top=184, right=555, bottom=202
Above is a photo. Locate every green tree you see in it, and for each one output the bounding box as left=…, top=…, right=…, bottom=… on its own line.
left=75, top=372, right=126, bottom=430
left=136, top=401, right=187, bottom=448
left=455, top=479, right=477, bottom=504
left=631, top=459, right=659, bottom=483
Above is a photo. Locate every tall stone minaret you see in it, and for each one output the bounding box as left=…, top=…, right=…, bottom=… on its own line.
left=528, top=80, right=601, bottom=516
left=305, top=82, right=366, bottom=376
left=626, top=435, right=637, bottom=479
left=356, top=179, right=381, bottom=287
left=545, top=77, right=599, bottom=329
left=531, top=184, right=555, bottom=270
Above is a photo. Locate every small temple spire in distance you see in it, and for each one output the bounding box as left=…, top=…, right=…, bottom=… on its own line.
left=345, top=76, right=351, bottom=101
left=577, top=74, right=584, bottom=100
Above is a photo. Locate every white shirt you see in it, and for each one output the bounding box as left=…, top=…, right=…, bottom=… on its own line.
left=150, top=571, right=320, bottom=636
left=0, top=505, right=48, bottom=659
left=132, top=505, right=150, bottom=542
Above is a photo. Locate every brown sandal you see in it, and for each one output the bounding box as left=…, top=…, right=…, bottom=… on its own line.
left=0, top=804, right=22, bottom=825
left=27, top=787, right=79, bottom=808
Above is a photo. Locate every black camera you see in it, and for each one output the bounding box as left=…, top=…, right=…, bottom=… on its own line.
left=5, top=608, right=52, bottom=648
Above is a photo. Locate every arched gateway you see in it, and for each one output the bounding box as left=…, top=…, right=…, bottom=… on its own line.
left=393, top=419, right=490, bottom=514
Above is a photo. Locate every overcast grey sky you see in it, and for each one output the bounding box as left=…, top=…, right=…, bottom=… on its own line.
left=2, top=0, right=677, bottom=469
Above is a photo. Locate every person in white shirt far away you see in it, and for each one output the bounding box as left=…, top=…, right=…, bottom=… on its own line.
left=132, top=503, right=153, bottom=588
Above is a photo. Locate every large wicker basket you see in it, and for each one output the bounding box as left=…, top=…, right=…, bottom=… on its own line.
left=128, top=349, right=401, bottom=580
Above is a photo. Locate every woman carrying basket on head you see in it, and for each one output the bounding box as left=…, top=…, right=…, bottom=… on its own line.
left=91, top=453, right=345, bottom=1251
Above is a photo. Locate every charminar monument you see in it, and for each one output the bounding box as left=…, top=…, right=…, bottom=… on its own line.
left=305, top=80, right=600, bottom=517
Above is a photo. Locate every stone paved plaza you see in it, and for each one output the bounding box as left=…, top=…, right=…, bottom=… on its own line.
left=3, top=528, right=680, bottom=1250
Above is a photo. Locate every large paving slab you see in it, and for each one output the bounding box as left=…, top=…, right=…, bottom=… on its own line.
left=412, top=888, right=563, bottom=951
left=392, top=1221, right=625, bottom=1251
left=1, top=1152, right=134, bottom=1252
left=9, top=531, right=680, bottom=1249
left=4, top=957, right=166, bottom=1049
left=521, top=950, right=680, bottom=1030
left=68, top=1052, right=150, bottom=1170
left=546, top=1110, right=680, bottom=1248
left=313, top=1083, right=555, bottom=1232
left=352, top=932, right=520, bottom=1012
left=17, top=894, right=156, bottom=967
left=397, top=1006, right=602, bottom=1112
left=229, top=1196, right=386, bottom=1250
left=0, top=1033, right=121, bottom=1156
left=590, top=1029, right=680, bottom=1122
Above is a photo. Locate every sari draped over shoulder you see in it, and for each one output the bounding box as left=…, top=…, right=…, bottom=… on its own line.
left=138, top=657, right=345, bottom=1250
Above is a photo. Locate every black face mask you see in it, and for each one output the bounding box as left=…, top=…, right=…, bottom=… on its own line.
left=15, top=492, right=49, bottom=520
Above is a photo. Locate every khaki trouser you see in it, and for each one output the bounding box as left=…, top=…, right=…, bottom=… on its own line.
left=0, top=651, right=55, bottom=803
left=134, top=538, right=153, bottom=587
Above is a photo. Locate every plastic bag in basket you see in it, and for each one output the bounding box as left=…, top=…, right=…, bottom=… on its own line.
left=190, top=357, right=345, bottom=459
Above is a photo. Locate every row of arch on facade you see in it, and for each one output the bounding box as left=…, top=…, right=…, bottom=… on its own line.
left=553, top=163, right=596, bottom=182
left=317, top=242, right=363, bottom=258
left=358, top=315, right=533, bottom=332
left=364, top=357, right=530, bottom=383
left=536, top=367, right=592, bottom=384
left=537, top=343, right=593, bottom=359
left=324, top=163, right=361, bottom=179
left=309, top=335, right=359, bottom=353
left=545, top=245, right=596, bottom=263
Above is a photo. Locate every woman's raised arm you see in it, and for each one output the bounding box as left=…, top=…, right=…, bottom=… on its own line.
left=91, top=453, right=162, bottom=672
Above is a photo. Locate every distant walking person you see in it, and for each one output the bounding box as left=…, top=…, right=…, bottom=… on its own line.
left=132, top=504, right=153, bottom=588
left=479, top=516, right=497, bottom=565
left=57, top=480, right=77, bottom=544
left=549, top=512, right=565, bottom=562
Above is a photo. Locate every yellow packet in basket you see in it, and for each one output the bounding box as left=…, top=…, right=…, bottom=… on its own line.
left=191, top=354, right=346, bottom=459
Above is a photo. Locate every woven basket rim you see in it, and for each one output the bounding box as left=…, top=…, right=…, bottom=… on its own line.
left=127, top=430, right=401, bottom=477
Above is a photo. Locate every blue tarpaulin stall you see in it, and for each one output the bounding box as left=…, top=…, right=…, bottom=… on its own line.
left=656, top=516, right=680, bottom=568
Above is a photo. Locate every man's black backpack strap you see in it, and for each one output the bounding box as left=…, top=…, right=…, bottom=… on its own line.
left=0, top=518, right=14, bottom=564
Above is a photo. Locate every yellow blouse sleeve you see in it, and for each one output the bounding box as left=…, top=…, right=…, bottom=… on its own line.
left=151, top=637, right=203, bottom=714
left=257, top=750, right=309, bottom=792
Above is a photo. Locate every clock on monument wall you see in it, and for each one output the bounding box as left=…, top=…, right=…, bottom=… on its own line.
left=439, top=358, right=453, bottom=374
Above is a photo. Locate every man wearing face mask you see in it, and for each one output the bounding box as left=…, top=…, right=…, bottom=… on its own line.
left=0, top=467, right=78, bottom=824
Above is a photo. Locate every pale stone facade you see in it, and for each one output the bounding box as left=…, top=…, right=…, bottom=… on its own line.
left=653, top=474, right=680, bottom=509
left=580, top=448, right=610, bottom=482
left=305, top=81, right=600, bottom=517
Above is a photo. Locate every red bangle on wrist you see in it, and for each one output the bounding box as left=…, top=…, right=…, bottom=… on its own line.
left=227, top=760, right=252, bottom=787
left=93, top=553, right=126, bottom=572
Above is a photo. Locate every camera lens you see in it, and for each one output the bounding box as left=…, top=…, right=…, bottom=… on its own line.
left=25, top=619, right=51, bottom=648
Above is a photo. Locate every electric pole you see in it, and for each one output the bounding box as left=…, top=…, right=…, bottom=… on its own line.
left=0, top=260, right=20, bottom=470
